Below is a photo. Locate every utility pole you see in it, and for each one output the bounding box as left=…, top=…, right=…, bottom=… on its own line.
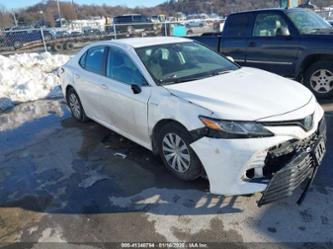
left=12, top=10, right=18, bottom=27
left=56, top=0, right=62, bottom=27
left=71, top=0, right=77, bottom=16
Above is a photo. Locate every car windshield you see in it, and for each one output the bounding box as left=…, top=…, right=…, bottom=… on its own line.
left=135, top=42, right=239, bottom=85
left=287, top=10, right=333, bottom=34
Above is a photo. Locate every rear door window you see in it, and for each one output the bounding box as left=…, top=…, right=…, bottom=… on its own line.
left=84, top=46, right=107, bottom=75
left=224, top=13, right=253, bottom=38
left=133, top=15, right=147, bottom=23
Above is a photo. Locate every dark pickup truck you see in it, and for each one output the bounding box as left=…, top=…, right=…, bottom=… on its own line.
left=4, top=27, right=53, bottom=49
left=191, top=8, right=333, bottom=99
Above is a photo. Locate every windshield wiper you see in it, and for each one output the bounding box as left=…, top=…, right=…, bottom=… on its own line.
left=159, top=76, right=204, bottom=85
left=208, top=70, right=233, bottom=76
left=159, top=69, right=234, bottom=85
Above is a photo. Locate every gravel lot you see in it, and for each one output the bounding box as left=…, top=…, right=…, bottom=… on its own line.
left=0, top=99, right=332, bottom=248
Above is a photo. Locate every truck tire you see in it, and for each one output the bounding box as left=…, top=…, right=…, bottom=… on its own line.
left=304, top=60, right=333, bottom=99
left=53, top=43, right=63, bottom=52
left=64, top=42, right=74, bottom=50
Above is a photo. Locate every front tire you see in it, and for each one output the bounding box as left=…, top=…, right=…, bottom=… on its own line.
left=304, top=60, right=333, bottom=99
left=157, top=123, right=202, bottom=181
left=66, top=88, right=88, bottom=122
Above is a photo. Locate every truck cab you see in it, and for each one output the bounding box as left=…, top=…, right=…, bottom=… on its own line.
left=192, top=8, right=333, bottom=99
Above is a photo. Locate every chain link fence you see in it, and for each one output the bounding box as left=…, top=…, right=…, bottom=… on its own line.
left=0, top=20, right=222, bottom=55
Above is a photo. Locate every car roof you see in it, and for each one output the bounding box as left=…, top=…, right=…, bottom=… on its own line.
left=110, top=37, right=192, bottom=48
left=228, top=7, right=308, bottom=16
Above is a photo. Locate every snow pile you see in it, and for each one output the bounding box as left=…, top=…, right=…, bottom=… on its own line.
left=0, top=52, right=70, bottom=111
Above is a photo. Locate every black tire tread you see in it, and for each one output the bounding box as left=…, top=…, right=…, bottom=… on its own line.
left=67, top=87, right=88, bottom=122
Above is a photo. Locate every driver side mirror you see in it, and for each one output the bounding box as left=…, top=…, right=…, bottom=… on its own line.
left=276, top=27, right=290, bottom=37
left=131, top=84, right=142, bottom=94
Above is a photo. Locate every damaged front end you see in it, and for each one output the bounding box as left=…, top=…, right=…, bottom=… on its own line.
left=250, top=117, right=327, bottom=206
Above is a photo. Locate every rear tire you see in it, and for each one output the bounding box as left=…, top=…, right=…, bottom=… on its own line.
left=304, top=60, right=333, bottom=99
left=157, top=123, right=202, bottom=181
left=187, top=30, right=194, bottom=36
left=64, top=42, right=74, bottom=50
left=13, top=41, right=22, bottom=49
left=66, top=88, right=88, bottom=122
left=53, top=43, right=64, bottom=52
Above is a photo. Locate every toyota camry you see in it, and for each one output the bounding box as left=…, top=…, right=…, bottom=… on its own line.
left=60, top=37, right=327, bottom=206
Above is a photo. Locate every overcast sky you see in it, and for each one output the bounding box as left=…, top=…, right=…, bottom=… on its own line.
left=0, top=0, right=165, bottom=10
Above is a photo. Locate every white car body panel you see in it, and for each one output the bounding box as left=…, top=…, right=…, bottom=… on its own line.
left=164, top=67, right=313, bottom=121
left=60, top=37, right=326, bottom=197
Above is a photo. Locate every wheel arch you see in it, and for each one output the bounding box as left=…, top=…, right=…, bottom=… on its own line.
left=151, top=119, right=190, bottom=155
left=298, top=54, right=333, bottom=80
left=65, top=85, right=75, bottom=101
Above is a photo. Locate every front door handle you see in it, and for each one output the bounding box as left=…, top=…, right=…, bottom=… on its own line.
left=74, top=74, right=80, bottom=79
left=248, top=41, right=257, bottom=47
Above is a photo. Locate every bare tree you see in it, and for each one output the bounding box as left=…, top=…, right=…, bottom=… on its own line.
left=0, top=5, right=13, bottom=28
left=61, top=2, right=77, bottom=20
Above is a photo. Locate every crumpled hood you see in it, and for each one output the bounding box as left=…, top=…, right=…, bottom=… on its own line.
left=164, top=67, right=313, bottom=121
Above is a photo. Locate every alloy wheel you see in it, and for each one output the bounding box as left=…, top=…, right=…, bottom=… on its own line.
left=69, top=93, right=81, bottom=119
left=310, top=69, right=333, bottom=94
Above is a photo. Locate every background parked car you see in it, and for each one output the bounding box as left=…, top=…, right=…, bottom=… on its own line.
left=4, top=26, right=54, bottom=49
left=185, top=21, right=211, bottom=35
left=53, top=30, right=71, bottom=39
left=83, top=27, right=103, bottom=36
left=69, top=30, right=84, bottom=37
left=113, top=14, right=157, bottom=36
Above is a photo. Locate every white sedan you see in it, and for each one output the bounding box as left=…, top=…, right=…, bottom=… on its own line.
left=60, top=37, right=327, bottom=206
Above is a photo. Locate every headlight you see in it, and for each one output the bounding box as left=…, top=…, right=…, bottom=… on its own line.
left=199, top=116, right=274, bottom=138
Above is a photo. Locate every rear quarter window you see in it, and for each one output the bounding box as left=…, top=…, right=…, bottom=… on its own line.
left=83, top=46, right=107, bottom=75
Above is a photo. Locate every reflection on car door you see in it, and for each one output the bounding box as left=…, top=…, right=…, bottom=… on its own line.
left=99, top=45, right=152, bottom=147
left=246, top=12, right=300, bottom=77
left=76, top=46, right=108, bottom=121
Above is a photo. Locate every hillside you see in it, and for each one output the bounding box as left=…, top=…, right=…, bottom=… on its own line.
left=1, top=0, right=333, bottom=27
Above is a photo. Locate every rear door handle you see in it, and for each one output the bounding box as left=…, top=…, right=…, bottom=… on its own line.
left=248, top=41, right=256, bottom=47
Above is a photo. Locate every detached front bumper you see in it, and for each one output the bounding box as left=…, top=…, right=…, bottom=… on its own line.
left=190, top=110, right=327, bottom=206
left=257, top=132, right=326, bottom=206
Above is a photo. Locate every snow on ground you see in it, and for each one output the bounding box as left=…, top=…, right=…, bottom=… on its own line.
left=0, top=53, right=70, bottom=111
